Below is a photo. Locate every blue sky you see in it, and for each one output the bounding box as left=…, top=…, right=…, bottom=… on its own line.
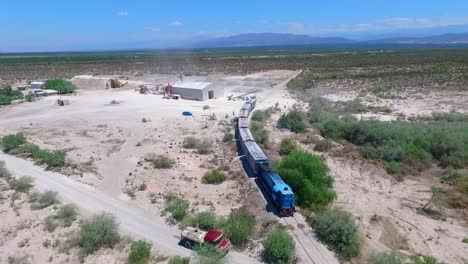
left=2, top=0, right=468, bottom=52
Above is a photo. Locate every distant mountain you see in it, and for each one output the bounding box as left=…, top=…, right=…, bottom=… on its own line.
left=189, top=33, right=353, bottom=48
left=371, top=32, right=468, bottom=44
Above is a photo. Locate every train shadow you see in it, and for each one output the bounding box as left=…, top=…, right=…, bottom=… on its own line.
left=236, top=139, right=283, bottom=218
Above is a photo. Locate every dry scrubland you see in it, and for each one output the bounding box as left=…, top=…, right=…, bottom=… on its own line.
left=1, top=49, right=468, bottom=263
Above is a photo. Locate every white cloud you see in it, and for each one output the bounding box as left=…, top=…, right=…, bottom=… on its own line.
left=170, top=21, right=183, bottom=27
left=116, top=10, right=128, bottom=16
left=144, top=27, right=161, bottom=33
left=278, top=17, right=468, bottom=35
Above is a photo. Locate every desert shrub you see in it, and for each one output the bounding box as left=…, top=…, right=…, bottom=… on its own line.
left=319, top=117, right=468, bottom=172
left=183, top=137, right=200, bottom=149
left=0, top=161, right=12, bottom=180
left=18, top=143, right=66, bottom=167
left=250, top=121, right=269, bottom=147
left=25, top=94, right=35, bottom=102
left=128, top=240, right=151, bottom=264
left=79, top=212, right=120, bottom=255
left=432, top=112, right=468, bottom=122
left=193, top=211, right=217, bottom=230
left=276, top=151, right=335, bottom=210
left=202, top=169, right=226, bottom=184
left=165, top=196, right=190, bottom=221
left=202, top=105, right=210, bottom=110
left=196, top=140, right=212, bottom=154
left=56, top=205, right=78, bottom=227
left=287, top=70, right=316, bottom=90
left=252, top=109, right=271, bottom=123
left=168, top=256, right=190, bottom=264
left=314, top=139, right=333, bottom=152
left=43, top=79, right=75, bottom=94
left=44, top=215, right=59, bottom=232
left=0, top=94, right=12, bottom=105
left=279, top=138, right=298, bottom=155
left=368, top=251, right=403, bottom=264
left=222, top=210, right=255, bottom=248
left=149, top=155, right=175, bottom=169
left=278, top=109, right=306, bottom=133
left=194, top=244, right=225, bottom=264
left=0, top=86, right=23, bottom=105
left=463, top=237, right=468, bottom=243
left=31, top=190, right=59, bottom=209
left=222, top=132, right=234, bottom=143
left=410, top=255, right=445, bottom=264
left=313, top=209, right=360, bottom=259
left=11, top=176, right=34, bottom=193
left=263, top=228, right=295, bottom=264
left=2, top=133, right=26, bottom=152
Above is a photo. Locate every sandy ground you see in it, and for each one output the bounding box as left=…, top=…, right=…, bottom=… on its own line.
left=2, top=68, right=466, bottom=263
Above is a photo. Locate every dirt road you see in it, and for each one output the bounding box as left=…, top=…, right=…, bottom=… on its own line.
left=0, top=153, right=259, bottom=264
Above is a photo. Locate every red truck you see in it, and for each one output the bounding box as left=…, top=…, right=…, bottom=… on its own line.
left=180, top=227, right=231, bottom=254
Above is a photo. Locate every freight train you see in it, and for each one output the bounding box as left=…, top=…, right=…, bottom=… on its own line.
left=236, top=99, right=295, bottom=217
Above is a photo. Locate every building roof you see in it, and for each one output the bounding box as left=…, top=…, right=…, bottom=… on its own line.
left=173, top=81, right=213, bottom=90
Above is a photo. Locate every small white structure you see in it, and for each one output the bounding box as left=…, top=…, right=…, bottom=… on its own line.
left=172, top=81, right=224, bottom=101
left=30, top=81, right=45, bottom=89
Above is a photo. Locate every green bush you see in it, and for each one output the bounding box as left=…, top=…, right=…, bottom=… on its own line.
left=183, top=137, right=200, bottom=148
left=0, top=94, right=12, bottom=105
left=202, top=169, right=226, bottom=184
left=128, top=240, right=152, bottom=264
left=79, top=212, right=120, bottom=255
left=263, top=228, right=295, bottom=264
left=20, top=144, right=66, bottom=167
left=0, top=86, right=23, bottom=105
left=368, top=252, right=403, bottom=264
left=168, top=256, right=190, bottom=264
left=25, top=94, right=35, bottom=102
left=276, top=151, right=335, bottom=210
left=410, top=255, right=445, bottom=264
left=149, top=155, right=175, bottom=169
left=182, top=137, right=211, bottom=154
left=194, top=244, right=225, bottom=264
left=222, top=210, right=255, bottom=248
left=319, top=117, right=468, bottom=171
left=222, top=132, right=234, bottom=143
left=252, top=109, right=272, bottom=123
left=193, top=211, right=217, bottom=230
left=165, top=196, right=190, bottom=221
left=196, top=140, right=212, bottom=154
left=2, top=133, right=26, bottom=152
left=31, top=190, right=59, bottom=209
left=313, top=209, right=360, bottom=259
left=0, top=161, right=12, bottom=180
left=314, top=139, right=333, bottom=152
left=279, top=138, right=298, bottom=155
left=278, top=110, right=306, bottom=133
left=44, top=216, right=59, bottom=232
left=463, top=237, right=468, bottom=243
left=250, top=121, right=269, bottom=147
left=43, top=79, right=75, bottom=94
left=56, top=205, right=78, bottom=227
left=11, top=176, right=34, bottom=193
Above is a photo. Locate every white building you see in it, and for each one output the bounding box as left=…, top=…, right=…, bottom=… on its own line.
left=172, top=81, right=224, bottom=101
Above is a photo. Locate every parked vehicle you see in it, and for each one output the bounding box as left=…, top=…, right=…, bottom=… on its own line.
left=180, top=227, right=231, bottom=254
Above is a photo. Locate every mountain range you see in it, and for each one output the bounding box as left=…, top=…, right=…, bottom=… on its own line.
left=189, top=32, right=468, bottom=48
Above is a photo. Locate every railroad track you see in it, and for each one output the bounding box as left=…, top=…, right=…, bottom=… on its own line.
left=282, top=215, right=339, bottom=264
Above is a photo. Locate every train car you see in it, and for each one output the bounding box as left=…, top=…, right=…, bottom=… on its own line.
left=237, top=117, right=249, bottom=128
left=249, top=99, right=257, bottom=111
left=239, top=128, right=254, bottom=142
left=239, top=109, right=250, bottom=118
left=259, top=166, right=295, bottom=216
left=241, top=102, right=252, bottom=111
left=242, top=141, right=269, bottom=175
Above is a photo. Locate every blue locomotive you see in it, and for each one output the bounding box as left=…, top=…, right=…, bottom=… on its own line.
left=236, top=99, right=295, bottom=217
